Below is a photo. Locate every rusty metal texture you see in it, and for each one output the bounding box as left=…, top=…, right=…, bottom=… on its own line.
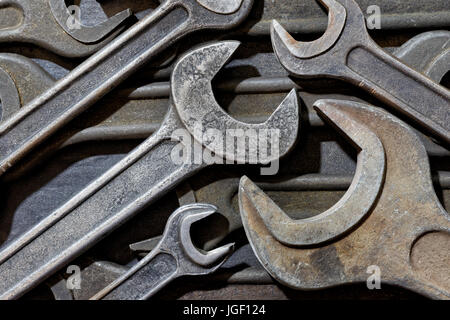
left=239, top=100, right=450, bottom=299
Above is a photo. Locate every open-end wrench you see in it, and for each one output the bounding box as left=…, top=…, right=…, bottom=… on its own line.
left=0, top=0, right=132, bottom=57
left=239, top=99, right=450, bottom=299
left=271, top=0, right=450, bottom=145
left=91, top=204, right=233, bottom=300
left=0, top=41, right=299, bottom=300
left=0, top=0, right=254, bottom=176
left=49, top=0, right=132, bottom=44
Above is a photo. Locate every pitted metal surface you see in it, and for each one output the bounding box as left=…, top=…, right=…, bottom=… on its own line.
left=0, top=0, right=448, bottom=301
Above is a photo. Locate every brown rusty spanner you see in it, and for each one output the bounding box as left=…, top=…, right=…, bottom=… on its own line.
left=239, top=99, right=450, bottom=299
left=271, top=0, right=450, bottom=145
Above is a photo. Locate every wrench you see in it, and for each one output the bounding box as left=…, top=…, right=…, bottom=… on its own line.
left=0, top=41, right=299, bottom=299
left=271, top=0, right=450, bottom=145
left=91, top=203, right=233, bottom=300
left=239, top=99, right=450, bottom=299
left=0, top=0, right=132, bottom=57
left=0, top=0, right=254, bottom=176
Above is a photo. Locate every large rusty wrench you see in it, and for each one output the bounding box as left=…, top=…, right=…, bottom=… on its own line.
left=239, top=99, right=450, bottom=299
left=271, top=0, right=450, bottom=145
left=0, top=42, right=299, bottom=300
left=0, top=0, right=254, bottom=177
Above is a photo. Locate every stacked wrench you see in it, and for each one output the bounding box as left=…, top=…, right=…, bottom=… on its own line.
left=0, top=41, right=299, bottom=299
left=0, top=0, right=253, bottom=176
left=239, top=99, right=450, bottom=299
left=0, top=0, right=132, bottom=57
left=271, top=0, right=450, bottom=144
left=91, top=203, right=234, bottom=300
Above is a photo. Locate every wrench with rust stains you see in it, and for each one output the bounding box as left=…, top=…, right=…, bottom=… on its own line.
left=239, top=99, right=450, bottom=299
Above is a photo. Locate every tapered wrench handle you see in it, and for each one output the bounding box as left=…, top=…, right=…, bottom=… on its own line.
left=0, top=112, right=204, bottom=300
left=0, top=0, right=254, bottom=175
left=0, top=2, right=187, bottom=175
left=345, top=44, right=450, bottom=143
left=94, top=251, right=178, bottom=300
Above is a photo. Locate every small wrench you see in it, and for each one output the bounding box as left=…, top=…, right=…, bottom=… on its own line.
left=0, top=0, right=254, bottom=176
left=91, top=203, right=234, bottom=300
left=239, top=99, right=450, bottom=299
left=0, top=41, right=299, bottom=299
left=271, top=0, right=450, bottom=144
left=0, top=0, right=132, bottom=57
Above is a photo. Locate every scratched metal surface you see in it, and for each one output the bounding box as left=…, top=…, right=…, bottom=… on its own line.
left=0, top=0, right=448, bottom=300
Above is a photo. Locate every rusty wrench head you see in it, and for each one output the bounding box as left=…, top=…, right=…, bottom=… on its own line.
left=239, top=99, right=450, bottom=299
left=172, top=41, right=300, bottom=164
left=159, top=203, right=234, bottom=274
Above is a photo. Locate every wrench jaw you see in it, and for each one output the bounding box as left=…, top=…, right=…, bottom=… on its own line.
left=160, top=204, right=234, bottom=276
left=235, top=98, right=386, bottom=247
left=270, top=0, right=368, bottom=79
left=239, top=99, right=450, bottom=298
left=49, top=0, right=133, bottom=44
left=185, top=0, right=254, bottom=30
left=172, top=41, right=300, bottom=165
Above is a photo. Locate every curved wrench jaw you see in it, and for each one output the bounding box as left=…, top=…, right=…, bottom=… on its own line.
left=197, top=0, right=243, bottom=14
left=172, top=41, right=300, bottom=164
left=271, top=0, right=347, bottom=59
left=271, top=0, right=368, bottom=78
left=49, top=0, right=133, bottom=44
left=160, top=204, right=234, bottom=276
left=239, top=100, right=450, bottom=298
left=235, top=98, right=385, bottom=247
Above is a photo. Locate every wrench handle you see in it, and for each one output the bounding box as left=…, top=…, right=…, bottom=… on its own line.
left=0, top=2, right=190, bottom=175
left=0, top=118, right=205, bottom=299
left=346, top=45, right=450, bottom=144
left=93, top=250, right=179, bottom=300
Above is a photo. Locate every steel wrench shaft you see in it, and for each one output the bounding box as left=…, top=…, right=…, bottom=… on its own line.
left=0, top=42, right=298, bottom=299
left=271, top=0, right=450, bottom=144
left=97, top=251, right=178, bottom=300
left=0, top=111, right=205, bottom=299
left=345, top=46, right=449, bottom=141
left=0, top=0, right=253, bottom=176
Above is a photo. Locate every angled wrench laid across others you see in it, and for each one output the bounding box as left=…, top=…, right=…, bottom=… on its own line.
left=91, top=204, right=233, bottom=300
left=0, top=0, right=254, bottom=176
left=239, top=99, right=450, bottom=299
left=0, top=41, right=299, bottom=300
left=271, top=0, right=450, bottom=144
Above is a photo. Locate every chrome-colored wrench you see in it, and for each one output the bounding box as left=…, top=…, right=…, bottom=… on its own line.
left=0, top=0, right=254, bottom=176
left=91, top=204, right=233, bottom=300
left=0, top=42, right=299, bottom=300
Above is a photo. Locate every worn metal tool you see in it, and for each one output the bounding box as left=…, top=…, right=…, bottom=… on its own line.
left=0, top=41, right=299, bottom=300
left=0, top=0, right=132, bottom=57
left=0, top=0, right=253, bottom=176
left=91, top=204, right=234, bottom=300
left=239, top=99, right=450, bottom=299
left=271, top=0, right=450, bottom=144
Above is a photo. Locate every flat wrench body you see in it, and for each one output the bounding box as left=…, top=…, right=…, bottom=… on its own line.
left=91, top=204, right=234, bottom=300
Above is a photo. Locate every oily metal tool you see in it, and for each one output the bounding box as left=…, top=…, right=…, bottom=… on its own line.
left=239, top=99, right=450, bottom=299
left=0, top=0, right=253, bottom=176
left=0, top=41, right=299, bottom=300
left=91, top=204, right=234, bottom=300
left=0, top=0, right=132, bottom=57
left=271, top=0, right=450, bottom=144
